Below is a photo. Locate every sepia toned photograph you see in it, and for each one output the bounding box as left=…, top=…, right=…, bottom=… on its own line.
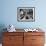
left=17, top=7, right=35, bottom=22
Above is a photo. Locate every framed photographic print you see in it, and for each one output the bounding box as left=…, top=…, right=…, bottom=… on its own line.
left=17, top=7, right=35, bottom=22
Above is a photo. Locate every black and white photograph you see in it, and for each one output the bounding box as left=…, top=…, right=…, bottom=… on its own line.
left=17, top=7, right=35, bottom=22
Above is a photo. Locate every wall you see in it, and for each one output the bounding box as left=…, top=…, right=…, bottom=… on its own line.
left=0, top=0, right=46, bottom=30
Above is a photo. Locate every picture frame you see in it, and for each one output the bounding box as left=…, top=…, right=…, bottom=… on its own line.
left=17, top=7, right=35, bottom=22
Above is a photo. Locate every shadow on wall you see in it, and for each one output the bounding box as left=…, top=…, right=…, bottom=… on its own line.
left=0, top=24, right=7, bottom=43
